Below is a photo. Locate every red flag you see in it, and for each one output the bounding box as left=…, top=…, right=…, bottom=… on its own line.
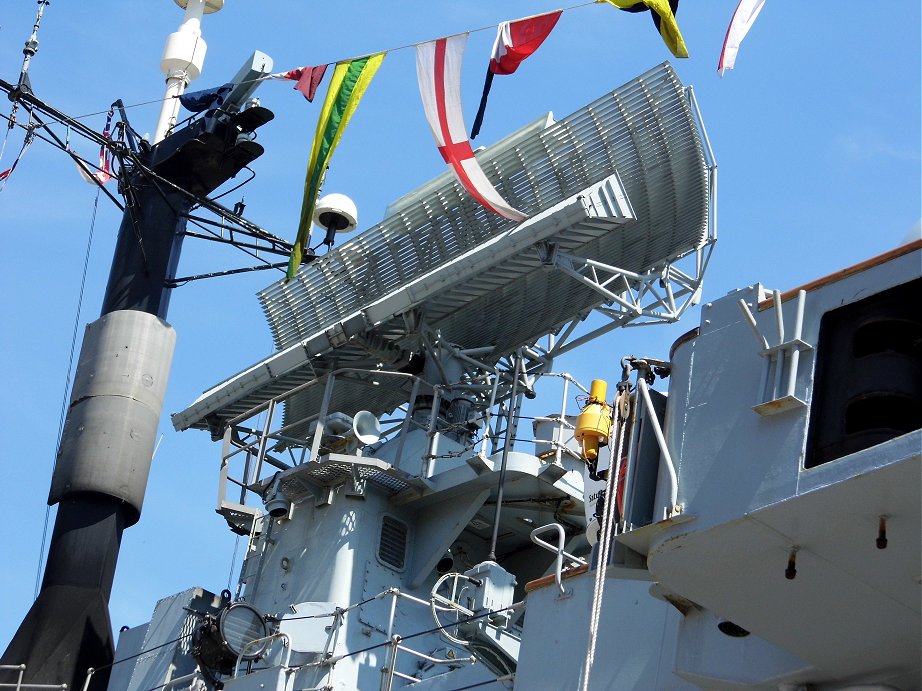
left=282, top=65, right=328, bottom=102
left=490, top=10, right=562, bottom=75
left=471, top=11, right=562, bottom=139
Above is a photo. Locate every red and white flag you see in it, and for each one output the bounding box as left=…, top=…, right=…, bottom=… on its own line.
left=280, top=64, right=328, bottom=101
left=718, top=0, right=765, bottom=77
left=472, top=11, right=562, bottom=139
left=75, top=152, right=111, bottom=185
left=78, top=110, right=113, bottom=184
left=416, top=34, right=527, bottom=222
left=490, top=10, right=562, bottom=76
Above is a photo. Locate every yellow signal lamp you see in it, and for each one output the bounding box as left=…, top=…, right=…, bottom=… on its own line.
left=575, top=379, right=613, bottom=462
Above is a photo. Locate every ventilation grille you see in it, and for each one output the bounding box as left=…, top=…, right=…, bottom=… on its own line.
left=378, top=516, right=408, bottom=570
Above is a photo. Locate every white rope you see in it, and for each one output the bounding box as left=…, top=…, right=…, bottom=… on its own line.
left=580, top=387, right=630, bottom=691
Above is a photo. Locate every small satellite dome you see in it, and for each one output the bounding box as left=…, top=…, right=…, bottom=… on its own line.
left=314, top=193, right=358, bottom=234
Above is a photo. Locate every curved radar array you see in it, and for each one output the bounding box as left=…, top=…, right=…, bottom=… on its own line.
left=174, top=62, right=716, bottom=438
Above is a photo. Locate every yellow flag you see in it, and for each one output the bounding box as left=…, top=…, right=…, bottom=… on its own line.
left=288, top=53, right=385, bottom=280
left=597, top=0, right=689, bottom=59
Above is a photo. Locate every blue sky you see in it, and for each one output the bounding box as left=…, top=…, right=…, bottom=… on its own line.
left=1, top=1, right=919, bottom=647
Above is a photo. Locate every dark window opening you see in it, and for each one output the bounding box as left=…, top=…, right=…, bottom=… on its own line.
left=845, top=394, right=921, bottom=437
left=805, top=277, right=921, bottom=469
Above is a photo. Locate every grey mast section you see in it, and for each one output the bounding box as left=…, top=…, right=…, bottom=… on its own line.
left=172, top=61, right=712, bottom=434
left=50, top=310, right=176, bottom=525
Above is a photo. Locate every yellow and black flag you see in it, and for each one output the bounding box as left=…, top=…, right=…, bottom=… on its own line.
left=598, top=0, right=689, bottom=59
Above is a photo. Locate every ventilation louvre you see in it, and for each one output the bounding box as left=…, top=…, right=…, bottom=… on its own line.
left=378, top=516, right=408, bottom=570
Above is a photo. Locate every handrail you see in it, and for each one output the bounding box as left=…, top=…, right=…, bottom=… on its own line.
left=81, top=664, right=204, bottom=691
left=530, top=523, right=587, bottom=595
left=234, top=633, right=291, bottom=677
left=0, top=665, right=66, bottom=691
left=224, top=585, right=521, bottom=691
left=636, top=378, right=678, bottom=517
left=385, top=643, right=477, bottom=688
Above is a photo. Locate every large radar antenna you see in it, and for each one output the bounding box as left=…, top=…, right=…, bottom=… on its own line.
left=175, top=63, right=716, bottom=442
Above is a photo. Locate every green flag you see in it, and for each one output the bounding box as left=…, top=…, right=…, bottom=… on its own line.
left=287, top=53, right=385, bottom=280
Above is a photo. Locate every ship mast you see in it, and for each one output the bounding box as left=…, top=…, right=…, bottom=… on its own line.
left=0, top=3, right=274, bottom=689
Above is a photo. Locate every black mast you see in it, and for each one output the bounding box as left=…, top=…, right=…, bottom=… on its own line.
left=0, top=3, right=274, bottom=688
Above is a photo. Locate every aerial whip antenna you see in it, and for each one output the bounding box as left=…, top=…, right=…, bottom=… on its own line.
left=10, top=0, right=50, bottom=101
left=1, top=1, right=48, bottom=185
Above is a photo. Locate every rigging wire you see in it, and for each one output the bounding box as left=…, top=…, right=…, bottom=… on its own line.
left=207, top=165, right=256, bottom=202
left=144, top=166, right=283, bottom=276
left=0, top=108, right=35, bottom=191
left=19, top=0, right=599, bottom=129
left=0, top=110, right=126, bottom=211
left=0, top=103, right=15, bottom=168
left=33, top=187, right=103, bottom=600
left=226, top=536, right=241, bottom=592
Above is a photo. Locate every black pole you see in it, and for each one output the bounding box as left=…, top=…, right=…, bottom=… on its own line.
left=0, top=154, right=190, bottom=691
left=1, top=103, right=270, bottom=691
left=101, top=167, right=192, bottom=318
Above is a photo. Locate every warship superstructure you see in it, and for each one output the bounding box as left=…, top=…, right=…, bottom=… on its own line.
left=98, top=63, right=921, bottom=691
left=1, top=2, right=919, bottom=690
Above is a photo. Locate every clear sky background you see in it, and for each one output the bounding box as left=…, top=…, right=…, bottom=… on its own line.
left=0, top=1, right=919, bottom=648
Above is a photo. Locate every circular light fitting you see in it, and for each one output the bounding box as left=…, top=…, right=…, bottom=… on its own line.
left=219, top=602, right=269, bottom=659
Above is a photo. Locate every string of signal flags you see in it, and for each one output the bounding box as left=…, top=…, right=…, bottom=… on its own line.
left=1, top=0, right=766, bottom=278
left=269, top=0, right=765, bottom=280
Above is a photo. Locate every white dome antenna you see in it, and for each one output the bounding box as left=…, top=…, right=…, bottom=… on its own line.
left=314, top=193, right=359, bottom=247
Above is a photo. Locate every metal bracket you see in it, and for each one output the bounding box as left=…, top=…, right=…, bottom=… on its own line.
left=739, top=289, right=813, bottom=416
left=346, top=465, right=367, bottom=498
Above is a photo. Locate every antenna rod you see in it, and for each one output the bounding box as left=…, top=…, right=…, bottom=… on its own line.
left=11, top=0, right=50, bottom=99
left=487, top=354, right=522, bottom=562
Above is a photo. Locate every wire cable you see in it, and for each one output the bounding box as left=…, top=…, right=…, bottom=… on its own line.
left=33, top=188, right=102, bottom=599
left=9, top=1, right=600, bottom=130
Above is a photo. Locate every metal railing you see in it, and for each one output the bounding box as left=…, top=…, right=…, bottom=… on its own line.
left=0, top=665, right=66, bottom=691
left=227, top=587, right=507, bottom=691
left=216, top=366, right=590, bottom=532
left=529, top=524, right=588, bottom=595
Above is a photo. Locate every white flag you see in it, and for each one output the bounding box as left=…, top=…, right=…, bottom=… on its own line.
left=719, top=0, right=766, bottom=77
